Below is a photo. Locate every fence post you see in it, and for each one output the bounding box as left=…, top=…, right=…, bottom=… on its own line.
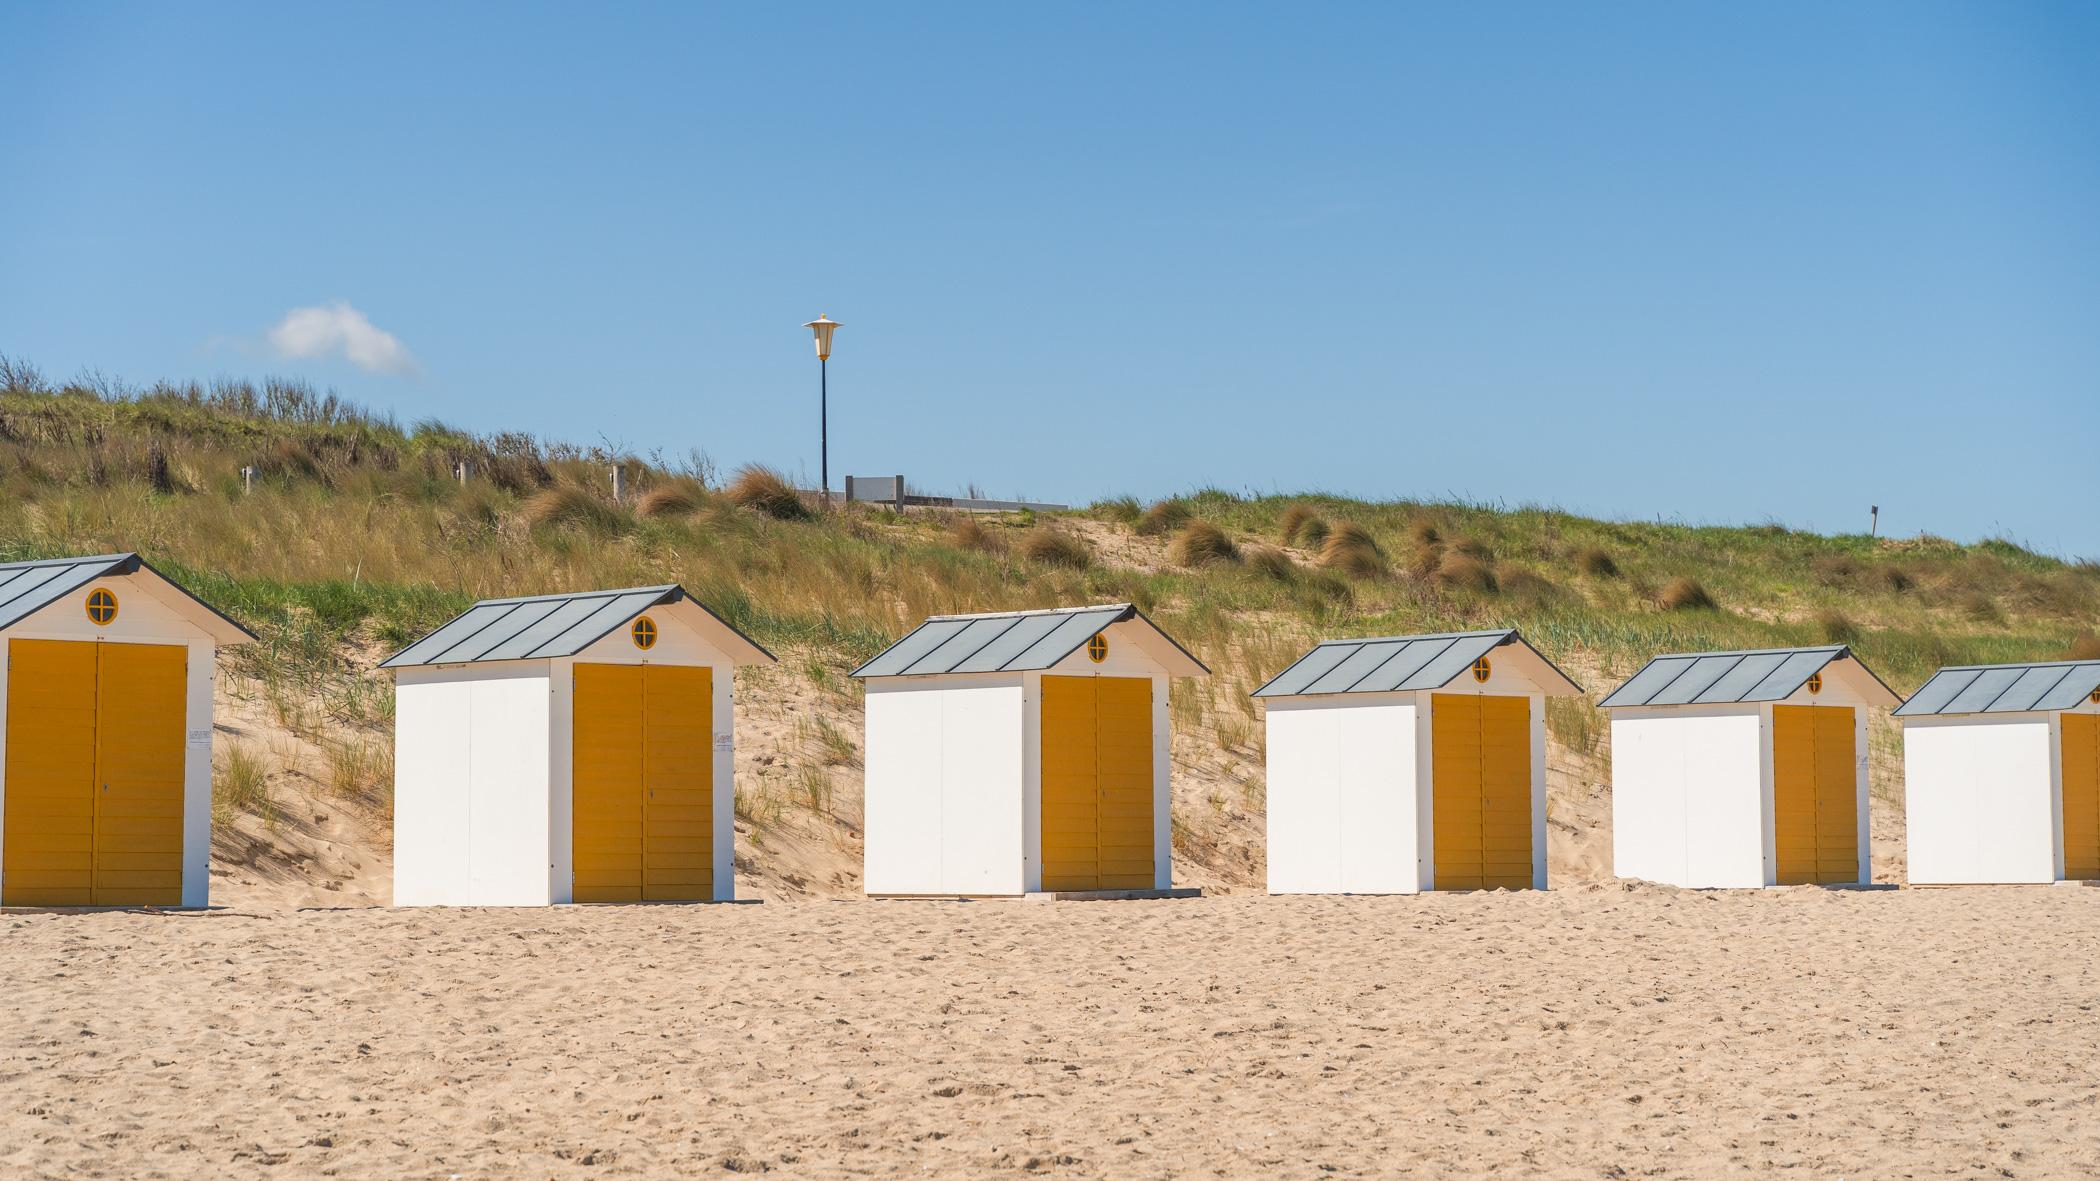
left=893, top=474, right=906, bottom=513
left=240, top=466, right=254, bottom=494
left=612, top=465, right=625, bottom=503
left=457, top=460, right=470, bottom=486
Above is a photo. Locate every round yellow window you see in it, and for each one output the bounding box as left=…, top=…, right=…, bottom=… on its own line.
left=1087, top=633, right=1109, bottom=663
left=1805, top=672, right=1823, bottom=695
left=86, top=588, right=118, bottom=625
left=1471, top=656, right=1492, bottom=683
left=631, top=616, right=658, bottom=650
left=2090, top=687, right=2099, bottom=705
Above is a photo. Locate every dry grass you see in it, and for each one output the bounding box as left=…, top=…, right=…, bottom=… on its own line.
left=1658, top=576, right=1718, bottom=612
left=1575, top=546, right=1619, bottom=578
left=1136, top=500, right=1190, bottom=536
left=948, top=515, right=1003, bottom=553
left=1434, top=549, right=1498, bottom=593
left=1170, top=521, right=1240, bottom=568
left=1245, top=545, right=1296, bottom=582
left=634, top=480, right=705, bottom=519
left=1814, top=608, right=1861, bottom=645
left=322, top=736, right=392, bottom=802
left=2065, top=632, right=2100, bottom=661
left=1409, top=519, right=1442, bottom=549
left=1297, top=517, right=1330, bottom=549
left=213, top=743, right=273, bottom=827
left=1319, top=523, right=1385, bottom=578
left=727, top=465, right=811, bottom=521
left=1021, top=529, right=1091, bottom=569
left=1278, top=504, right=1320, bottom=546
left=523, top=483, right=629, bottom=534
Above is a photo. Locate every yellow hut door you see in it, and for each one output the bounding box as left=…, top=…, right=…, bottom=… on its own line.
left=2062, top=714, right=2100, bottom=881
left=1040, top=675, right=1155, bottom=891
left=1772, top=705, right=1860, bottom=884
left=3, top=639, right=186, bottom=906
left=1430, top=694, right=1534, bottom=890
left=572, top=664, right=716, bottom=903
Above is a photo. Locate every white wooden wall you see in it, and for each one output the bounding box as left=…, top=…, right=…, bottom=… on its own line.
left=1610, top=706, right=1768, bottom=888
left=392, top=663, right=553, bottom=905
left=862, top=674, right=1026, bottom=895
left=1263, top=696, right=1421, bottom=893
left=1904, top=714, right=2059, bottom=884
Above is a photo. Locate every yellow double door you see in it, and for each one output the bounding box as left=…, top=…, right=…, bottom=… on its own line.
left=1772, top=705, right=1860, bottom=885
left=1431, top=694, right=1534, bottom=890
left=1041, top=675, right=1155, bottom=892
left=2062, top=714, right=2100, bottom=881
left=571, top=663, right=715, bottom=902
left=3, top=639, right=187, bottom=906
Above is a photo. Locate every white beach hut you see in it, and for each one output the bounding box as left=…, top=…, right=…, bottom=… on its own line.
left=1602, top=644, right=1899, bottom=888
left=1254, top=629, right=1582, bottom=893
left=0, top=553, right=253, bottom=907
left=851, top=603, right=1209, bottom=898
left=1896, top=660, right=2100, bottom=885
left=383, top=584, right=774, bottom=905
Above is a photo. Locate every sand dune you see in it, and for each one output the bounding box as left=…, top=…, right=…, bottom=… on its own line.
left=6, top=885, right=2099, bottom=1177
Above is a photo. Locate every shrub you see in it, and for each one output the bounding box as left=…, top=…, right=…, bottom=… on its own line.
left=1957, top=591, right=2000, bottom=622
left=1245, top=545, right=1296, bottom=582
left=1811, top=555, right=1861, bottom=588
left=948, top=515, right=1003, bottom=553
left=634, top=480, right=705, bottom=519
left=1278, top=503, right=1320, bottom=546
left=1658, top=576, right=1716, bottom=611
left=1434, top=550, right=1499, bottom=593
left=1880, top=566, right=1915, bottom=593
left=726, top=464, right=811, bottom=520
left=1320, top=523, right=1385, bottom=577
left=1135, top=499, right=1190, bottom=536
left=1575, top=546, right=1619, bottom=578
left=523, top=483, right=630, bottom=534
left=2065, top=631, right=2100, bottom=661
left=1297, top=517, right=1330, bottom=549
left=1408, top=519, right=1441, bottom=549
left=1092, top=496, right=1141, bottom=525
left=1814, top=608, right=1861, bottom=644
left=1170, top=521, right=1240, bottom=567
left=1021, top=529, right=1091, bottom=569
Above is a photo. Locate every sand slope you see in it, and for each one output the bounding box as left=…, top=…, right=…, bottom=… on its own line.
left=6, top=886, right=2098, bottom=1177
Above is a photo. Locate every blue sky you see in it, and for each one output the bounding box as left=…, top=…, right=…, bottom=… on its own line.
left=3, top=3, right=2095, bottom=555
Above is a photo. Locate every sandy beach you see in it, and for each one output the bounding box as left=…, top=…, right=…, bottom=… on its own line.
left=6, top=884, right=2099, bottom=1178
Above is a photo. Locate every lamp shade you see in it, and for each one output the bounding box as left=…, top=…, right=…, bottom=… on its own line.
left=804, top=314, right=841, bottom=361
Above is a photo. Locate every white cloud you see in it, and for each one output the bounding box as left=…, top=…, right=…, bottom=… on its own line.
left=267, top=302, right=418, bottom=376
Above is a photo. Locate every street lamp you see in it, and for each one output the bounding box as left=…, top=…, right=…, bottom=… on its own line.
left=804, top=314, right=841, bottom=508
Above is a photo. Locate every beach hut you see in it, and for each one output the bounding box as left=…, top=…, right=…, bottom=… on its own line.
left=851, top=603, right=1208, bottom=898
left=1253, top=629, right=1583, bottom=893
left=382, top=584, right=774, bottom=906
left=1895, top=660, right=2100, bottom=885
left=1601, top=644, right=1899, bottom=888
left=0, top=553, right=254, bottom=907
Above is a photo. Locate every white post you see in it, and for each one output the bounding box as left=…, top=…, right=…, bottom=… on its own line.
left=240, top=466, right=254, bottom=494
left=612, top=465, right=625, bottom=503
left=457, top=460, right=470, bottom=486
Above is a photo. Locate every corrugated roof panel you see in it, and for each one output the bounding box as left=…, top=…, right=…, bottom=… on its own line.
left=1253, top=643, right=1358, bottom=698
left=1300, top=640, right=1413, bottom=696
left=1007, top=608, right=1126, bottom=671
left=1600, top=656, right=1698, bottom=708
left=949, top=612, right=1068, bottom=674
left=1985, top=665, right=2078, bottom=715
left=526, top=591, right=677, bottom=658
left=1646, top=654, right=1746, bottom=706
left=382, top=602, right=525, bottom=668
left=2034, top=665, right=2100, bottom=712
left=1694, top=652, right=1790, bottom=703
left=0, top=562, right=79, bottom=616
left=437, top=597, right=570, bottom=665
left=1893, top=669, right=1979, bottom=717
left=1351, top=637, right=1463, bottom=694
left=1941, top=667, right=2028, bottom=715
left=901, top=616, right=1023, bottom=676
left=1742, top=650, right=1841, bottom=701
left=852, top=619, right=973, bottom=678
left=474, top=595, right=625, bottom=663
left=1410, top=633, right=1507, bottom=692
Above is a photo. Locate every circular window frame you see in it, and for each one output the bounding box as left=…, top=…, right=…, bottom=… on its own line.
left=1087, top=633, right=1109, bottom=663
left=1805, top=672, right=1823, bottom=695
left=631, top=615, right=659, bottom=651
left=1471, top=655, right=1492, bottom=683
left=85, top=588, right=119, bottom=626
left=2090, top=687, right=2099, bottom=705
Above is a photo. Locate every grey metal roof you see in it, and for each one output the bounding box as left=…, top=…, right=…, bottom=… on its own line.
left=851, top=603, right=1208, bottom=678
left=0, top=552, right=256, bottom=641
left=1252, top=629, right=1581, bottom=698
left=1599, top=645, right=1894, bottom=709
left=1894, top=661, right=2100, bottom=718
left=379, top=584, right=771, bottom=669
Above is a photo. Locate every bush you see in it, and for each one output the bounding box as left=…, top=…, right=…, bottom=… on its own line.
left=1135, top=499, right=1190, bottom=536
left=1170, top=521, right=1240, bottom=567
left=1021, top=529, right=1091, bottom=569
left=1575, top=546, right=1619, bottom=578
left=1658, top=576, right=1716, bottom=611
left=1957, top=591, right=2000, bottom=622
left=1434, top=550, right=1498, bottom=593
left=523, top=483, right=630, bottom=534
left=1278, top=504, right=1320, bottom=546
left=1408, top=519, right=1441, bottom=549
left=634, top=480, right=705, bottom=519
left=726, top=465, right=811, bottom=520
left=1880, top=566, right=1916, bottom=593
left=1245, top=545, right=1296, bottom=582
left=1814, top=608, right=1861, bottom=644
left=1811, top=555, right=1861, bottom=588
left=1320, top=523, right=1385, bottom=577
left=948, top=515, right=1003, bottom=553
left=1092, top=496, right=1141, bottom=525
left=1297, top=517, right=1330, bottom=549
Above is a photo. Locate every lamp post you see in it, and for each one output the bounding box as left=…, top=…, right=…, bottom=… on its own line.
left=804, top=314, right=840, bottom=508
